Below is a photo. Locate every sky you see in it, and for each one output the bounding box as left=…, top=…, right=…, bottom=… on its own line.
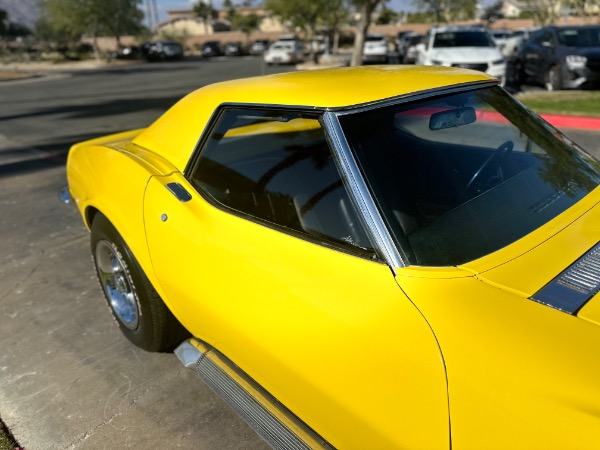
left=150, top=0, right=495, bottom=28
left=152, top=0, right=416, bottom=24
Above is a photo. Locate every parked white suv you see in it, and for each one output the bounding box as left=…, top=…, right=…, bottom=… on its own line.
left=263, top=41, right=304, bottom=65
left=416, top=26, right=506, bottom=82
left=362, top=33, right=389, bottom=64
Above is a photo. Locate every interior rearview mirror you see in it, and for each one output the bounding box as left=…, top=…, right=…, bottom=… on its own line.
left=429, top=106, right=476, bottom=131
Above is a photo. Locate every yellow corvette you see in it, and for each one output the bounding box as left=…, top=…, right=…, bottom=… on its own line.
left=66, top=66, right=600, bottom=449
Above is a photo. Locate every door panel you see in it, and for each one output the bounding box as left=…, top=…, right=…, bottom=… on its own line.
left=143, top=173, right=450, bottom=449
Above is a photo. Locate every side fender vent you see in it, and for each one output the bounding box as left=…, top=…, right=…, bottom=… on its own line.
left=532, top=242, right=600, bottom=313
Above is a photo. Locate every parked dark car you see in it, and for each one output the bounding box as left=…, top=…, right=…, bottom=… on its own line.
left=142, top=41, right=184, bottom=62
left=201, top=40, right=223, bottom=57
left=514, top=25, right=600, bottom=91
left=395, top=30, right=413, bottom=54
left=224, top=41, right=245, bottom=56
left=402, top=33, right=424, bottom=64
left=112, top=45, right=141, bottom=60
left=249, top=39, right=270, bottom=55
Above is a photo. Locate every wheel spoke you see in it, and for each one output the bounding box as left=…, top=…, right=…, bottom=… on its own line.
left=95, top=240, right=139, bottom=330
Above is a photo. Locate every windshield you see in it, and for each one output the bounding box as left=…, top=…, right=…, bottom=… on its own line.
left=433, top=31, right=495, bottom=48
left=338, top=86, right=600, bottom=266
left=557, top=27, right=600, bottom=47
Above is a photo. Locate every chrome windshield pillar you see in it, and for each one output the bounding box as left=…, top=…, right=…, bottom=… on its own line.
left=322, top=111, right=405, bottom=273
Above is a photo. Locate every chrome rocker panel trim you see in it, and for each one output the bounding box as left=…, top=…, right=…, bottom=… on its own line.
left=175, top=339, right=334, bottom=450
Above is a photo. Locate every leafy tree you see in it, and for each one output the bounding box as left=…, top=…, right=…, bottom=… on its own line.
left=194, top=0, right=215, bottom=34
left=522, top=0, right=560, bottom=25
left=104, top=0, right=144, bottom=45
left=413, top=0, right=477, bottom=23
left=376, top=5, right=399, bottom=24
left=159, top=27, right=190, bottom=44
left=481, top=0, right=504, bottom=23
left=39, top=0, right=144, bottom=59
left=564, top=0, right=600, bottom=21
left=405, top=11, right=436, bottom=23
left=265, top=0, right=351, bottom=57
left=265, top=0, right=320, bottom=36
left=7, top=22, right=31, bottom=38
left=224, top=0, right=236, bottom=23
left=0, top=9, right=31, bottom=38
left=322, top=0, right=350, bottom=54
left=231, top=13, right=261, bottom=43
left=0, top=9, right=7, bottom=36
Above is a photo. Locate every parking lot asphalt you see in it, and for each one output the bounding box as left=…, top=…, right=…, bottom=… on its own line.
left=0, top=61, right=598, bottom=450
left=0, top=133, right=271, bottom=450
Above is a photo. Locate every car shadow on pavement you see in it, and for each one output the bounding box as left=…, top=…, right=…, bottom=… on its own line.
left=0, top=95, right=183, bottom=122
left=70, top=59, right=202, bottom=77
left=0, top=132, right=104, bottom=178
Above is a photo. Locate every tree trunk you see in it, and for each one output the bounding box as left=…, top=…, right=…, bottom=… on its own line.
left=351, top=0, right=381, bottom=66
left=92, top=34, right=101, bottom=61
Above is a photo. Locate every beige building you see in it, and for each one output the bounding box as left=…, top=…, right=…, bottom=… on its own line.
left=159, top=6, right=285, bottom=36
left=501, top=0, right=600, bottom=18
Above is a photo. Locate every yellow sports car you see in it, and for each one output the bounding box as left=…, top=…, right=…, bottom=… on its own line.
left=66, top=66, right=600, bottom=449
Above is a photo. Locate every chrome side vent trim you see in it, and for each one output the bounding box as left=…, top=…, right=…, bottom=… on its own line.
left=532, top=242, right=600, bottom=314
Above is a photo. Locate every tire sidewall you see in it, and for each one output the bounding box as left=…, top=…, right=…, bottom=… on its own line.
left=91, top=215, right=156, bottom=349
left=546, top=65, right=561, bottom=91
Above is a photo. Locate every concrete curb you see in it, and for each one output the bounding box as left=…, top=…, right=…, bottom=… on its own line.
left=540, top=113, right=600, bottom=131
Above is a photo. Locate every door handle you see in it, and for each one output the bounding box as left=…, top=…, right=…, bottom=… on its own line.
left=165, top=182, right=192, bottom=202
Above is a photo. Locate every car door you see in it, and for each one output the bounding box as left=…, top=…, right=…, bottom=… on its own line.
left=143, top=107, right=450, bottom=449
left=524, top=28, right=555, bottom=82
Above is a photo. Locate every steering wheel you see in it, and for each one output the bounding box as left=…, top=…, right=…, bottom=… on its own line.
left=462, top=140, right=513, bottom=201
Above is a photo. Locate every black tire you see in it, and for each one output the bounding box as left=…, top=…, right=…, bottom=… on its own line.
left=513, top=60, right=526, bottom=87
left=91, top=214, right=189, bottom=352
left=545, top=65, right=562, bottom=92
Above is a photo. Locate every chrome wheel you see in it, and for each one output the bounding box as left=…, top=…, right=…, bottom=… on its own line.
left=545, top=66, right=561, bottom=92
left=95, top=240, right=139, bottom=330
left=90, top=214, right=189, bottom=351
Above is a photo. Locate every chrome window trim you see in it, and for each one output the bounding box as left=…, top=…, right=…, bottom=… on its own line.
left=186, top=106, right=379, bottom=262
left=184, top=81, right=497, bottom=176
left=321, top=80, right=499, bottom=272
left=322, top=111, right=404, bottom=272
left=327, top=80, right=498, bottom=115
left=185, top=81, right=501, bottom=271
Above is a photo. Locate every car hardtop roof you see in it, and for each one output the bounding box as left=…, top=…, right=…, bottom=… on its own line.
left=271, top=41, right=294, bottom=47
left=278, top=34, right=301, bottom=40
left=546, top=24, right=600, bottom=30
left=166, top=65, right=492, bottom=113
left=133, top=65, right=494, bottom=172
left=431, top=25, right=487, bottom=33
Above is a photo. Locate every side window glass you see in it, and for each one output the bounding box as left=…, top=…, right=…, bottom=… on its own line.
left=190, top=108, right=375, bottom=255
left=533, top=30, right=546, bottom=46
left=541, top=30, right=553, bottom=46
